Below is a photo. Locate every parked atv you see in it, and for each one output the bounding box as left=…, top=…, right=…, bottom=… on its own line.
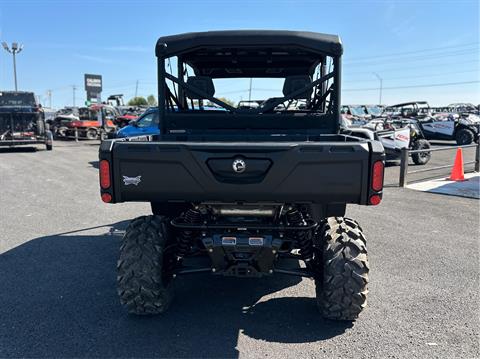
left=341, top=104, right=371, bottom=121
left=381, top=118, right=431, bottom=165
left=341, top=116, right=431, bottom=165
left=362, top=104, right=384, bottom=118
left=388, top=101, right=479, bottom=145
left=418, top=113, right=479, bottom=145
left=0, top=91, right=53, bottom=150
left=65, top=105, right=117, bottom=139
left=100, top=30, right=386, bottom=321
left=50, top=108, right=79, bottom=138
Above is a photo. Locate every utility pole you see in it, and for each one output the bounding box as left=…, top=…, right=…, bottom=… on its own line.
left=47, top=90, right=52, bottom=108
left=72, top=85, right=77, bottom=107
left=135, top=80, right=139, bottom=98
left=373, top=72, right=383, bottom=105
left=248, top=78, right=252, bottom=102
left=2, top=42, right=23, bottom=91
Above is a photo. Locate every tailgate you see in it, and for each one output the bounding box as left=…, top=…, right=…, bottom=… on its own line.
left=0, top=112, right=42, bottom=140
left=101, top=140, right=382, bottom=205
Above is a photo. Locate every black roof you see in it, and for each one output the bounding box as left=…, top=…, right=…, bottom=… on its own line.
left=155, top=30, right=343, bottom=58
left=390, top=101, right=429, bottom=107
left=0, top=90, right=35, bottom=94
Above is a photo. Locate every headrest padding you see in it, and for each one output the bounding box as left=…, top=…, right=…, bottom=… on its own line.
left=185, top=76, right=215, bottom=99
left=282, top=75, right=312, bottom=99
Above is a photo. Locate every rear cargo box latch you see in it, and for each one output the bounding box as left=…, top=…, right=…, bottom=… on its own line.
left=232, top=158, right=246, bottom=173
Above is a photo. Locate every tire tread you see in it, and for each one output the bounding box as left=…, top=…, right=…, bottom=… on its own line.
left=117, top=215, right=174, bottom=315
left=315, top=217, right=369, bottom=321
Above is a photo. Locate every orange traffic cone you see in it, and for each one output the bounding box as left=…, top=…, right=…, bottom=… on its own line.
left=448, top=148, right=466, bottom=181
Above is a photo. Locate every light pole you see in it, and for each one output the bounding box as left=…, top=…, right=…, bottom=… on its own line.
left=2, top=42, right=23, bottom=91
left=47, top=90, right=52, bottom=108
left=72, top=85, right=77, bottom=107
left=248, top=78, right=252, bottom=102
left=373, top=72, right=383, bottom=105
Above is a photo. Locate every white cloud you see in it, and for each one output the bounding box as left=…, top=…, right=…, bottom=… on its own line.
left=74, top=54, right=112, bottom=64
left=104, top=46, right=150, bottom=53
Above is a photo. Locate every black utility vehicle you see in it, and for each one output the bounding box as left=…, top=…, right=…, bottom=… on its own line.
left=99, top=31, right=385, bottom=320
left=0, top=91, right=52, bottom=150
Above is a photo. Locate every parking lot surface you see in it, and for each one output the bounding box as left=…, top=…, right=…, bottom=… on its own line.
left=0, top=141, right=479, bottom=358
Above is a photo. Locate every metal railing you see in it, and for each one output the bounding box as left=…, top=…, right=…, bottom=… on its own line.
left=399, top=143, right=480, bottom=187
left=54, top=127, right=108, bottom=142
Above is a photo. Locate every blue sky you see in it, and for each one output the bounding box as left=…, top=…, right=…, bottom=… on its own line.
left=0, top=0, right=478, bottom=108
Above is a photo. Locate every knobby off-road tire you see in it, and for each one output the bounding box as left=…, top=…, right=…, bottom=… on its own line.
left=117, top=215, right=175, bottom=315
left=455, top=128, right=474, bottom=145
left=411, top=139, right=431, bottom=165
left=315, top=217, right=369, bottom=321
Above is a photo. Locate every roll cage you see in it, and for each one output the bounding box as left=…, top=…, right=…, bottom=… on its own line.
left=155, top=30, right=343, bottom=135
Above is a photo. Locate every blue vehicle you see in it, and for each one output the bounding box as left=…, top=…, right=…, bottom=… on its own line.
left=115, top=108, right=159, bottom=139
left=115, top=105, right=226, bottom=139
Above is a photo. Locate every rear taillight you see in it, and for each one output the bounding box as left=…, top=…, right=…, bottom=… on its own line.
left=101, top=193, right=112, bottom=203
left=372, top=160, right=384, bottom=192
left=369, top=194, right=381, bottom=205
left=99, top=160, right=111, bottom=189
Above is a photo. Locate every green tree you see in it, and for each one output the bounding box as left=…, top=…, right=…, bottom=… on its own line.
left=128, top=96, right=148, bottom=106
left=216, top=97, right=235, bottom=107
left=147, top=95, right=157, bottom=106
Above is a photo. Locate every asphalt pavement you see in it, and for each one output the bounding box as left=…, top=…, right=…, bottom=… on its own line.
left=0, top=140, right=478, bottom=358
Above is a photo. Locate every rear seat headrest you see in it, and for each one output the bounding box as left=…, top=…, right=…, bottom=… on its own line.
left=185, top=76, right=215, bottom=99
left=283, top=75, right=312, bottom=99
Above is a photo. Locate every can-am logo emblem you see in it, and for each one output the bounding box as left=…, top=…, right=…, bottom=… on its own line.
left=232, top=158, right=246, bottom=173
left=122, top=175, right=142, bottom=186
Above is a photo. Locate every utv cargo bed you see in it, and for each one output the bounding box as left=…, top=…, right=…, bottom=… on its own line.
left=100, top=135, right=384, bottom=205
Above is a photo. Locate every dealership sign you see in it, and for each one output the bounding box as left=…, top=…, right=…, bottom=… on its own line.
left=84, top=74, right=102, bottom=101
left=85, top=74, right=102, bottom=92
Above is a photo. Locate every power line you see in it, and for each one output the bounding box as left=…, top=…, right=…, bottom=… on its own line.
left=218, top=80, right=479, bottom=95
left=344, top=69, right=479, bottom=84
left=343, top=80, right=480, bottom=92
left=344, top=42, right=479, bottom=62
left=345, top=48, right=479, bottom=67
left=345, top=59, right=479, bottom=75
left=345, top=47, right=478, bottom=66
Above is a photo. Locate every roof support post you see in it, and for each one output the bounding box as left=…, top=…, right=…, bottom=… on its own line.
left=177, top=57, right=185, bottom=109
left=158, top=57, right=166, bottom=136
left=332, top=56, right=341, bottom=132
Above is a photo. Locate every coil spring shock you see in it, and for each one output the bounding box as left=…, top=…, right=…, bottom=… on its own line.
left=177, top=208, right=202, bottom=258
left=286, top=208, right=313, bottom=263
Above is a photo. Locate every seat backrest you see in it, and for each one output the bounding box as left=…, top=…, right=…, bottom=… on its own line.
left=185, top=76, right=215, bottom=99
left=282, top=75, right=312, bottom=99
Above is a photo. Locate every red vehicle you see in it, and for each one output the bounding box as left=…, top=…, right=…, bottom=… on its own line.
left=65, top=105, right=117, bottom=139
left=113, top=109, right=144, bottom=128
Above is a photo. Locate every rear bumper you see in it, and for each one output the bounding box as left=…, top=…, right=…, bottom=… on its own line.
left=0, top=139, right=47, bottom=147
left=101, top=138, right=385, bottom=205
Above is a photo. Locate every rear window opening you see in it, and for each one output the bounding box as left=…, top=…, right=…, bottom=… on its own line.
left=0, top=92, right=36, bottom=107
left=162, top=51, right=337, bottom=116
left=158, top=46, right=341, bottom=137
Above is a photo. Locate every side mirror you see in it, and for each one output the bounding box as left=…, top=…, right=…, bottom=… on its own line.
left=129, top=119, right=138, bottom=127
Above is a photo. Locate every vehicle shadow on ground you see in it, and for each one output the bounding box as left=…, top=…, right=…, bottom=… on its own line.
left=0, top=221, right=350, bottom=358
left=0, top=146, right=38, bottom=153
left=89, top=160, right=99, bottom=169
